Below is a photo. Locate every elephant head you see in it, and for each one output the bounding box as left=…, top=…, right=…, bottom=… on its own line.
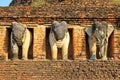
left=49, top=21, right=70, bottom=60
left=85, top=21, right=114, bottom=60
left=52, top=21, right=68, bottom=41
left=11, top=22, right=26, bottom=46
left=11, top=22, right=32, bottom=60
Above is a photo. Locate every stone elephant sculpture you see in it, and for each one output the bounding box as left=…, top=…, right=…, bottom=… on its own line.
left=10, top=22, right=32, bottom=60
left=85, top=21, right=114, bottom=60
left=49, top=21, right=70, bottom=60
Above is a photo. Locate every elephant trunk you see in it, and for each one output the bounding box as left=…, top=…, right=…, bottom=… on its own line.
left=54, top=29, right=66, bottom=41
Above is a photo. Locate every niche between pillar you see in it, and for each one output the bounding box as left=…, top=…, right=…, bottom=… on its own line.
left=85, top=32, right=114, bottom=59
left=46, top=28, right=74, bottom=60
left=7, top=28, right=33, bottom=60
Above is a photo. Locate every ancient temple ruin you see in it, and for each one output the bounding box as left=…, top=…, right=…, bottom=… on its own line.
left=0, top=0, right=120, bottom=79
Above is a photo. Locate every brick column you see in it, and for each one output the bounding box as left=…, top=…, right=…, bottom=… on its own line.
left=0, top=26, right=8, bottom=61
left=114, top=29, right=120, bottom=59
left=72, top=26, right=86, bottom=60
left=33, top=25, right=46, bottom=60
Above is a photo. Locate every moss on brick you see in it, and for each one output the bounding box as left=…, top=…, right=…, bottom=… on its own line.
left=32, top=0, right=45, bottom=6
left=110, top=0, right=120, bottom=6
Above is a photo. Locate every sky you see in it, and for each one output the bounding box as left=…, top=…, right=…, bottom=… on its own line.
left=0, top=0, right=12, bottom=6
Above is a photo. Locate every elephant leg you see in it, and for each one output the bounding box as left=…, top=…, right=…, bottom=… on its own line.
left=11, top=33, right=19, bottom=60
left=62, top=44, right=68, bottom=60
left=11, top=43, right=19, bottom=60
left=100, top=39, right=108, bottom=60
left=62, top=32, right=70, bottom=60
left=88, top=37, right=97, bottom=60
left=49, top=32, right=58, bottom=60
left=102, top=47, right=108, bottom=60
left=22, top=30, right=31, bottom=60
left=51, top=45, right=58, bottom=60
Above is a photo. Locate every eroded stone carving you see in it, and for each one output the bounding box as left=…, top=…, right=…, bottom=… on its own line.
left=49, top=21, right=70, bottom=60
left=11, top=22, right=32, bottom=60
left=85, top=21, right=114, bottom=60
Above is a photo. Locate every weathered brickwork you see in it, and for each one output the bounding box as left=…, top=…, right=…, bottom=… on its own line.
left=114, top=29, right=120, bottom=59
left=9, top=0, right=120, bottom=6
left=0, top=26, right=8, bottom=60
left=0, top=6, right=119, bottom=24
left=33, top=25, right=46, bottom=60
left=0, top=0, right=120, bottom=25
left=0, top=0, right=120, bottom=79
left=72, top=26, right=86, bottom=60
left=0, top=60, right=120, bottom=80
left=0, top=1, right=119, bottom=60
left=0, top=24, right=118, bottom=60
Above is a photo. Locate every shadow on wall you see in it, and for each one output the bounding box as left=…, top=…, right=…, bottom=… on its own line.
left=116, top=18, right=120, bottom=28
left=46, top=28, right=74, bottom=60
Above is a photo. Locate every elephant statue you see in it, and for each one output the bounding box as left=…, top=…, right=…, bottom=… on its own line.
left=85, top=21, right=114, bottom=60
left=10, top=22, right=32, bottom=60
left=49, top=21, right=70, bottom=60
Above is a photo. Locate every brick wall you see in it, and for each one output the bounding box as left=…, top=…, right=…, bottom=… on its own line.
left=1, top=1, right=120, bottom=25
left=0, top=6, right=119, bottom=27
left=0, top=60, right=120, bottom=80
left=114, top=29, right=120, bottom=59
left=0, top=0, right=120, bottom=79
left=0, top=4, right=119, bottom=60
left=0, top=24, right=119, bottom=60
left=9, top=0, right=120, bottom=6
left=0, top=26, right=8, bottom=60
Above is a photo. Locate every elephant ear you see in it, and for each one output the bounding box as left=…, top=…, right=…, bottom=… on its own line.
left=107, top=24, right=114, bottom=37
left=52, top=21, right=59, bottom=29
left=85, top=26, right=93, bottom=36
left=61, top=21, right=68, bottom=32
left=52, top=21, right=59, bottom=33
left=61, top=21, right=67, bottom=27
left=12, top=22, right=17, bottom=27
left=100, top=21, right=114, bottom=37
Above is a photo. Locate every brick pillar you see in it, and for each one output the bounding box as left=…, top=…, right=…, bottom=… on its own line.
left=0, top=26, right=8, bottom=61
left=33, top=25, right=46, bottom=60
left=114, top=29, right=120, bottom=59
left=72, top=26, right=86, bottom=60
